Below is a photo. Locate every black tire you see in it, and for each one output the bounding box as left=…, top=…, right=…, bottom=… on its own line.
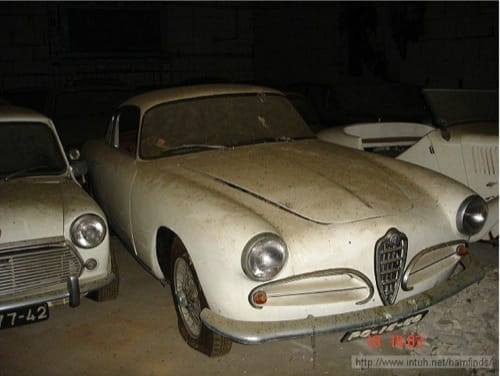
left=88, top=248, right=120, bottom=302
left=170, top=238, right=232, bottom=357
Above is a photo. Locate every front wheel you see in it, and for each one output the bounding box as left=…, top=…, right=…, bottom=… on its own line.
left=170, top=239, right=232, bottom=357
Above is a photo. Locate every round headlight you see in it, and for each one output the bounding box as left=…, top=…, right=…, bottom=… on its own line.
left=456, top=195, right=488, bottom=235
left=71, top=214, right=107, bottom=248
left=241, top=233, right=288, bottom=281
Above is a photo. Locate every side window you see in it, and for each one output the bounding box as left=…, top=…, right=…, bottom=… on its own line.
left=113, top=106, right=141, bottom=156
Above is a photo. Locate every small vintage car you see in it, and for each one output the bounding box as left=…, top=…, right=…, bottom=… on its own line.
left=83, top=84, right=485, bottom=356
left=317, top=89, right=498, bottom=241
left=0, top=105, right=118, bottom=330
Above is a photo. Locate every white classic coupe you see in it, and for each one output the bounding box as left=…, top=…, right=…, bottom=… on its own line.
left=83, top=84, right=485, bottom=357
left=0, top=105, right=118, bottom=330
left=317, top=89, right=498, bottom=240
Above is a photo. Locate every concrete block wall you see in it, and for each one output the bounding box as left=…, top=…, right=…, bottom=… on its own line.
left=253, top=4, right=343, bottom=86
left=0, top=4, right=52, bottom=90
left=0, top=2, right=497, bottom=102
left=0, top=3, right=255, bottom=96
left=396, top=2, right=498, bottom=89
left=166, top=4, right=254, bottom=83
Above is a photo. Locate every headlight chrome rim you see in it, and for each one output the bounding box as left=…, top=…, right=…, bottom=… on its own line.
left=241, top=232, right=288, bottom=282
left=70, top=214, right=107, bottom=249
left=456, top=195, right=488, bottom=235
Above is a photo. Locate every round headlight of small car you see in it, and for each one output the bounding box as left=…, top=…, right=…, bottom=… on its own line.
left=70, top=214, right=107, bottom=248
left=241, top=233, right=288, bottom=281
left=456, top=195, right=488, bottom=235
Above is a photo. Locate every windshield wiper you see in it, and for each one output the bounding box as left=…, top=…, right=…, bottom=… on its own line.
left=161, top=144, right=227, bottom=156
left=3, top=165, right=55, bottom=182
left=250, top=135, right=315, bottom=145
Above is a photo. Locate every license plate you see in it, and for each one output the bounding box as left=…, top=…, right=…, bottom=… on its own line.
left=341, top=311, right=428, bottom=342
left=0, top=303, right=49, bottom=329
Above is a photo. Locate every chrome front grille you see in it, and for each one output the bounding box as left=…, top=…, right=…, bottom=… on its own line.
left=374, top=228, right=408, bottom=305
left=0, top=237, right=83, bottom=297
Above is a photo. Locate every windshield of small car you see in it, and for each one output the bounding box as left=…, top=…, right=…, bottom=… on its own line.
left=0, top=122, right=67, bottom=179
left=140, top=93, right=314, bottom=158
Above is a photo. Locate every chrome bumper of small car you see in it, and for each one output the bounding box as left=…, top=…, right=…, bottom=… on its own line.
left=0, top=273, right=116, bottom=311
left=200, top=254, right=484, bottom=345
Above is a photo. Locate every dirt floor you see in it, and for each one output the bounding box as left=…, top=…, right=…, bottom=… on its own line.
left=0, top=236, right=497, bottom=376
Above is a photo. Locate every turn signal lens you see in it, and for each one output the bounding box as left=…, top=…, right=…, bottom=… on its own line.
left=456, top=244, right=469, bottom=256
left=252, top=290, right=267, bottom=305
left=85, top=258, right=98, bottom=270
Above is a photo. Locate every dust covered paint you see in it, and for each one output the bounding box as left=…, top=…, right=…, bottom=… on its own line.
left=82, top=84, right=487, bottom=356
left=0, top=105, right=116, bottom=316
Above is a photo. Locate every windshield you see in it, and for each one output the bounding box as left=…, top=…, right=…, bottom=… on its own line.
left=422, top=89, right=499, bottom=127
left=0, top=122, right=67, bottom=179
left=140, top=93, right=314, bottom=158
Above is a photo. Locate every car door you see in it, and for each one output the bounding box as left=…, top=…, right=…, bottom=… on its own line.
left=95, top=106, right=140, bottom=252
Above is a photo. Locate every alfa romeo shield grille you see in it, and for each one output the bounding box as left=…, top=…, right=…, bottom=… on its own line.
left=374, top=228, right=408, bottom=305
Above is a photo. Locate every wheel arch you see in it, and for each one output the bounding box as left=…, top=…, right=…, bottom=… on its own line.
left=155, top=226, right=178, bottom=283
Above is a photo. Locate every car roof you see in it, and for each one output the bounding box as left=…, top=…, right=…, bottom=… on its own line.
left=0, top=104, right=51, bottom=124
left=121, top=84, right=283, bottom=113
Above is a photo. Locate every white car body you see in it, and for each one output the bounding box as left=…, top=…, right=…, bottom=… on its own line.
left=0, top=105, right=116, bottom=322
left=83, top=84, right=485, bottom=353
left=317, top=89, right=498, bottom=240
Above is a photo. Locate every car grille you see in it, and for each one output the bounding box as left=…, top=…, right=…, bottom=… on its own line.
left=0, top=237, right=83, bottom=297
left=374, top=228, right=408, bottom=305
left=471, top=145, right=498, bottom=176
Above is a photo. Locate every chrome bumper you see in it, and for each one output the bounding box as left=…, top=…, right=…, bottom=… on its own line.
left=201, top=255, right=484, bottom=345
left=0, top=273, right=116, bottom=311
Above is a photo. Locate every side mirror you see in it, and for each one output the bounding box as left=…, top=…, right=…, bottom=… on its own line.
left=69, top=160, right=88, bottom=178
left=68, top=148, right=81, bottom=161
left=66, top=148, right=88, bottom=178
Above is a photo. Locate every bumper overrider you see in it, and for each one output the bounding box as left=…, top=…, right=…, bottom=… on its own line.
left=201, top=254, right=484, bottom=344
left=0, top=273, right=116, bottom=311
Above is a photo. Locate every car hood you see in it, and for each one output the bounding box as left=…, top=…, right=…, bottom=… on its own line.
left=0, top=179, right=65, bottom=244
left=179, top=140, right=414, bottom=224
left=451, top=121, right=498, bottom=142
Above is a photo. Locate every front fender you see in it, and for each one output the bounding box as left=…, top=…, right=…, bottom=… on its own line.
left=129, top=167, right=281, bottom=315
left=371, top=154, right=475, bottom=238
left=61, top=179, right=111, bottom=282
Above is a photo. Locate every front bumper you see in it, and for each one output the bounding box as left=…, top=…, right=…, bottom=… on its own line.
left=0, top=273, right=116, bottom=311
left=201, top=254, right=484, bottom=344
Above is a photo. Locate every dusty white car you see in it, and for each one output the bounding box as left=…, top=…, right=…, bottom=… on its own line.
left=83, top=84, right=485, bottom=357
left=0, top=105, right=118, bottom=330
left=317, top=89, right=498, bottom=240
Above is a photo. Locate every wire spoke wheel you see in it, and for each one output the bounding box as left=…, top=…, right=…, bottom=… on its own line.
left=169, top=238, right=232, bottom=356
left=174, top=257, right=202, bottom=338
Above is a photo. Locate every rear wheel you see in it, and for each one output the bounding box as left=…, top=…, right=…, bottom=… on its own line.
left=170, top=238, right=232, bottom=357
